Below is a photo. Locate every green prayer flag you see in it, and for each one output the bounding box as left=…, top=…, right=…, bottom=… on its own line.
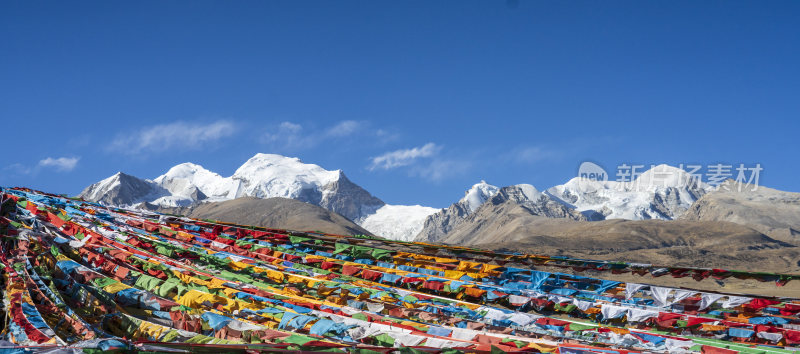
left=333, top=243, right=352, bottom=254
left=278, top=334, right=316, bottom=346
left=289, top=235, right=311, bottom=244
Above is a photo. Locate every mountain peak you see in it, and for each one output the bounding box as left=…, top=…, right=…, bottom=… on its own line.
left=243, top=153, right=342, bottom=171
left=104, top=171, right=148, bottom=185
left=460, top=181, right=500, bottom=213
left=111, top=171, right=134, bottom=178
left=247, top=153, right=301, bottom=164
left=79, top=154, right=381, bottom=222
left=235, top=153, right=341, bottom=185
left=78, top=171, right=167, bottom=206
left=153, top=162, right=230, bottom=202
left=158, top=162, right=216, bottom=179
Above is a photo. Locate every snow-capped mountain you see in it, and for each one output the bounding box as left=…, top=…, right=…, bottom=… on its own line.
left=147, top=154, right=387, bottom=221
left=415, top=182, right=585, bottom=243
left=79, top=172, right=171, bottom=207
left=433, top=183, right=588, bottom=246
left=461, top=181, right=500, bottom=213
left=415, top=181, right=499, bottom=242
left=476, top=183, right=587, bottom=222
left=545, top=164, right=710, bottom=220
left=152, top=162, right=231, bottom=205
left=81, top=153, right=378, bottom=217
left=79, top=153, right=438, bottom=240
left=79, top=159, right=715, bottom=242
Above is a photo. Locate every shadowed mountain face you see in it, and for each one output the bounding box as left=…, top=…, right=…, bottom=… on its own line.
left=146, top=197, right=374, bottom=237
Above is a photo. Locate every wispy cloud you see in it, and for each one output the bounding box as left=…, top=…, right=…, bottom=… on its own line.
left=368, top=143, right=441, bottom=170
left=4, top=163, right=33, bottom=175
left=4, top=156, right=80, bottom=176
left=262, top=121, right=312, bottom=148
left=109, top=120, right=237, bottom=154
left=277, top=121, right=302, bottom=134
left=511, top=146, right=561, bottom=163
left=411, top=159, right=471, bottom=181
left=325, top=120, right=361, bottom=137
left=367, top=143, right=467, bottom=182
left=38, top=157, right=80, bottom=172
left=261, top=120, right=388, bottom=151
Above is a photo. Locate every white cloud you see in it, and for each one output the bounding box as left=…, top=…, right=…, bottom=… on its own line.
left=262, top=121, right=304, bottom=143
left=38, top=157, right=79, bottom=172
left=513, top=146, right=559, bottom=163
left=278, top=121, right=302, bottom=134
left=374, top=128, right=401, bottom=143
left=261, top=120, right=376, bottom=150
left=110, top=120, right=237, bottom=154
left=412, top=159, right=471, bottom=181
left=325, top=120, right=361, bottom=137
left=368, top=143, right=440, bottom=170
left=4, top=163, right=33, bottom=175
left=262, top=121, right=313, bottom=148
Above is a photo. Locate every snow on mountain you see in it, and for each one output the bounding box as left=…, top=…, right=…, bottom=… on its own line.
left=461, top=181, right=500, bottom=213
left=424, top=183, right=587, bottom=244
left=515, top=183, right=542, bottom=202
left=546, top=164, right=710, bottom=220
left=415, top=181, right=500, bottom=242
left=79, top=160, right=715, bottom=242
left=357, top=204, right=440, bottom=241
left=80, top=173, right=123, bottom=202
left=488, top=184, right=585, bottom=220
left=153, top=162, right=231, bottom=201
left=78, top=172, right=170, bottom=207
left=81, top=153, right=384, bottom=219
left=231, top=154, right=341, bottom=200
left=80, top=153, right=441, bottom=240
left=227, top=154, right=385, bottom=221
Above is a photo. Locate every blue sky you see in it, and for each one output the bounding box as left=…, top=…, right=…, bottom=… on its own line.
left=2, top=1, right=798, bottom=208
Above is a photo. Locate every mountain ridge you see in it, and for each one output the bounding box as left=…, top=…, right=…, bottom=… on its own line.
left=78, top=153, right=435, bottom=240
left=78, top=156, right=800, bottom=246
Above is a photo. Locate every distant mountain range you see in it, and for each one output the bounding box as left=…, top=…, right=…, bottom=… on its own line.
left=78, top=153, right=434, bottom=240
left=78, top=154, right=800, bottom=252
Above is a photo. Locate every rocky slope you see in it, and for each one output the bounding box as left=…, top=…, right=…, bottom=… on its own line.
left=680, top=180, right=800, bottom=243
left=148, top=197, right=373, bottom=236
left=415, top=181, right=499, bottom=243
left=430, top=178, right=800, bottom=273
left=442, top=213, right=799, bottom=273
left=436, top=184, right=587, bottom=245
